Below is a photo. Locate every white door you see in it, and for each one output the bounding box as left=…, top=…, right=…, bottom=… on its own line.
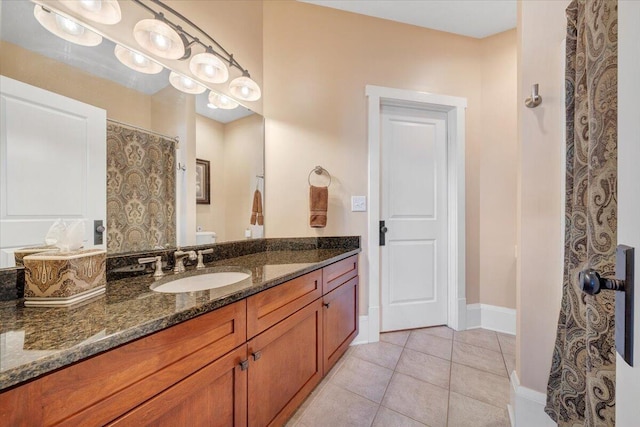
left=0, top=76, right=106, bottom=267
left=380, top=104, right=448, bottom=332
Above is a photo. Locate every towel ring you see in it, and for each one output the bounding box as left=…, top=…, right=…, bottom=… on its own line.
left=308, top=166, right=331, bottom=187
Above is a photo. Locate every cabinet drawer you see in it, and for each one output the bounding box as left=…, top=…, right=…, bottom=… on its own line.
left=323, top=276, right=359, bottom=373
left=247, top=270, right=322, bottom=338
left=1, top=300, right=247, bottom=427
left=322, top=255, right=358, bottom=294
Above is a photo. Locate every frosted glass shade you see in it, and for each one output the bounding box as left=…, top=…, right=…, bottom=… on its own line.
left=208, top=91, right=239, bottom=109
left=189, top=52, right=229, bottom=84
left=60, top=0, right=122, bottom=25
left=229, top=76, right=261, bottom=101
left=34, top=5, right=102, bottom=47
left=169, top=72, right=206, bottom=94
left=114, top=45, right=163, bottom=74
left=133, top=19, right=184, bottom=60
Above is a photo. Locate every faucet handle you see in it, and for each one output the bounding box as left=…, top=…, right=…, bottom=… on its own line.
left=196, top=248, right=214, bottom=269
left=138, top=256, right=164, bottom=277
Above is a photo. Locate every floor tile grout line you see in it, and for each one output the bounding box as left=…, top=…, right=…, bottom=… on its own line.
left=445, top=332, right=454, bottom=427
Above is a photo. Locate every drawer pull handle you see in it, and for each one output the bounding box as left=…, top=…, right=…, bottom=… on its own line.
left=252, top=351, right=262, bottom=361
left=323, top=302, right=330, bottom=309
left=239, top=359, right=249, bottom=371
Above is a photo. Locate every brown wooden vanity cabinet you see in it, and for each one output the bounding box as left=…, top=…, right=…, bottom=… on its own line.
left=109, top=345, right=248, bottom=427
left=247, top=299, right=323, bottom=427
left=0, top=254, right=359, bottom=427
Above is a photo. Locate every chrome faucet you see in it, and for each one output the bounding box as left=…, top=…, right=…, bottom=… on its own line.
left=173, top=250, right=197, bottom=273
left=196, top=248, right=214, bottom=269
left=138, top=256, right=164, bottom=277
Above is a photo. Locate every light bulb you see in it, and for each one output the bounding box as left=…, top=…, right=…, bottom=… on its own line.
left=169, top=71, right=206, bottom=94
left=207, top=103, right=218, bottom=109
left=150, top=31, right=170, bottom=52
left=229, top=76, right=261, bottom=101
left=55, top=14, right=85, bottom=36
left=208, top=91, right=239, bottom=109
left=114, top=45, right=163, bottom=74
left=79, top=0, right=102, bottom=13
left=189, top=52, right=229, bottom=83
left=132, top=52, right=147, bottom=66
left=181, top=76, right=195, bottom=88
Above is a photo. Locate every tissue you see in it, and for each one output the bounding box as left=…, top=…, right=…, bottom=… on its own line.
left=45, top=219, right=85, bottom=252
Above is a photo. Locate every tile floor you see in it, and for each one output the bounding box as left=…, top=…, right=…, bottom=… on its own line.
left=286, top=327, right=515, bottom=427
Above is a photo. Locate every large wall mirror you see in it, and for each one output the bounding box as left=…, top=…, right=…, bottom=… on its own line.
left=0, top=0, right=264, bottom=269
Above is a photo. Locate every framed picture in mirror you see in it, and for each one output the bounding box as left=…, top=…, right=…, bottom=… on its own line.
left=196, top=159, right=210, bottom=204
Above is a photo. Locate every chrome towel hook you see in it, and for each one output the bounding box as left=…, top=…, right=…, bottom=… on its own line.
left=525, top=84, right=542, bottom=108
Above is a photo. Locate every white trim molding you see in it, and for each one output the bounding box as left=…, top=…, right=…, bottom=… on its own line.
left=466, top=303, right=516, bottom=335
left=366, top=85, right=467, bottom=341
left=509, top=371, right=555, bottom=427
left=352, top=315, right=369, bottom=345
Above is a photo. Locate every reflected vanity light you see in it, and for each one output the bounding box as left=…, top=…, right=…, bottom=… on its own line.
left=133, top=18, right=185, bottom=60
left=34, top=5, right=102, bottom=47
left=169, top=71, right=206, bottom=94
left=189, top=52, right=229, bottom=84
left=59, top=0, right=122, bottom=25
left=34, top=0, right=262, bottom=104
left=229, top=75, right=261, bottom=102
left=208, top=91, right=239, bottom=109
left=114, top=45, right=163, bottom=74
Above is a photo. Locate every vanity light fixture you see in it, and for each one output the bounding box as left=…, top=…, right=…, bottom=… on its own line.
left=34, top=5, right=102, bottom=47
left=59, top=0, right=122, bottom=25
left=133, top=18, right=186, bottom=60
left=114, top=45, right=163, bottom=74
left=208, top=91, right=239, bottom=110
left=169, top=71, right=206, bottom=94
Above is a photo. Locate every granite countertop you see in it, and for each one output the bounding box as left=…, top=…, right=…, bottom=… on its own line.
left=0, top=247, right=360, bottom=392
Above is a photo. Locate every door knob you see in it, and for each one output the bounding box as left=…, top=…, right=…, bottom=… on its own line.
left=96, top=225, right=106, bottom=233
left=380, top=220, right=388, bottom=246
left=579, top=268, right=625, bottom=295
left=578, top=245, right=635, bottom=367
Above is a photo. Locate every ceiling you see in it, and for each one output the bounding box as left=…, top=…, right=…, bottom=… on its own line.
left=299, top=0, right=517, bottom=39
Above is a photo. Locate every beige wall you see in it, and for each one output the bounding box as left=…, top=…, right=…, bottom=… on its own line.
left=479, top=30, right=518, bottom=308
left=224, top=114, right=265, bottom=241
left=196, top=114, right=264, bottom=242
left=517, top=0, right=569, bottom=392
left=0, top=41, right=152, bottom=128
left=196, top=115, right=227, bottom=241
left=263, top=0, right=517, bottom=313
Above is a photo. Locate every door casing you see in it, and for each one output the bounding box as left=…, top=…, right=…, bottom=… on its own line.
left=366, top=85, right=467, bottom=342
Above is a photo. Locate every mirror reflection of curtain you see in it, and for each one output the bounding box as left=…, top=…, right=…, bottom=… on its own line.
left=545, top=0, right=618, bottom=425
left=106, top=121, right=176, bottom=253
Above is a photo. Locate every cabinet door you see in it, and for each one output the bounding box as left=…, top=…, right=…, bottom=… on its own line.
left=247, top=299, right=323, bottom=427
left=323, top=276, right=359, bottom=373
left=109, top=345, right=248, bottom=427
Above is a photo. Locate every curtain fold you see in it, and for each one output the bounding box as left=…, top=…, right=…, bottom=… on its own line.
left=545, top=1, right=618, bottom=426
left=106, top=121, right=177, bottom=253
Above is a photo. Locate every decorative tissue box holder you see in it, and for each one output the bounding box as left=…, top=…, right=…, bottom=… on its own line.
left=14, top=245, right=59, bottom=267
left=23, top=249, right=106, bottom=307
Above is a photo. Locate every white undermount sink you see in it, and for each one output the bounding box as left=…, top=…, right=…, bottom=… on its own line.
left=150, top=271, right=251, bottom=293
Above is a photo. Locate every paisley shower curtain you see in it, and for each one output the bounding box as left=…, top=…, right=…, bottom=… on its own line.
left=106, top=121, right=177, bottom=253
left=545, top=0, right=618, bottom=425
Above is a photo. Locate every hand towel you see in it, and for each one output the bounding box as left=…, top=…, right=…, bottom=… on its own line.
left=309, top=185, right=328, bottom=228
left=250, top=189, right=264, bottom=225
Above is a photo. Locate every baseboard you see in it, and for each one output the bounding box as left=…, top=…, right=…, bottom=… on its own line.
left=466, top=303, right=516, bottom=335
left=510, top=371, right=555, bottom=427
left=351, top=315, right=369, bottom=345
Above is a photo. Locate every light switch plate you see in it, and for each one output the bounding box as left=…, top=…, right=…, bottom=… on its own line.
left=351, top=196, right=367, bottom=212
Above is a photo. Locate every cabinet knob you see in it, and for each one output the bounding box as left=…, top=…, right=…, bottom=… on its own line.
left=239, top=359, right=249, bottom=371
left=252, top=351, right=262, bottom=361
left=323, top=302, right=330, bottom=309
